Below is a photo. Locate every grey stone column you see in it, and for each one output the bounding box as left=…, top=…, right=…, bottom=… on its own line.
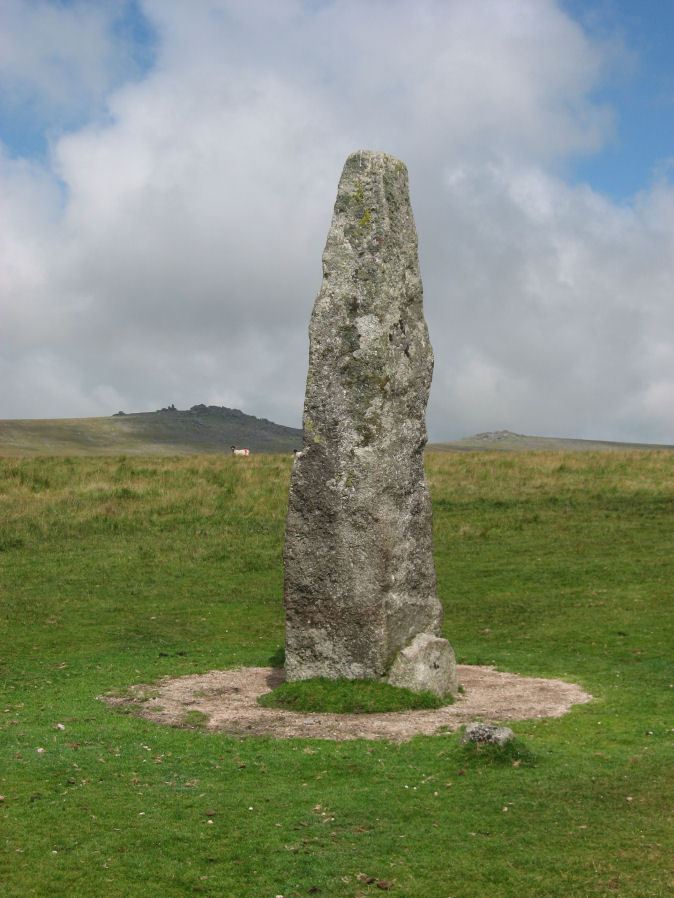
left=283, top=150, right=457, bottom=696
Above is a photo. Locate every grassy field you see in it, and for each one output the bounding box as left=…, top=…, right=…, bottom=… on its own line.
left=0, top=451, right=672, bottom=898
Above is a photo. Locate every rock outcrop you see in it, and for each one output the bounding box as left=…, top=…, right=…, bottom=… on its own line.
left=283, top=150, right=456, bottom=695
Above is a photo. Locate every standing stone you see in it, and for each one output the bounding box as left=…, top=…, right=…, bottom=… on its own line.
left=283, top=150, right=457, bottom=696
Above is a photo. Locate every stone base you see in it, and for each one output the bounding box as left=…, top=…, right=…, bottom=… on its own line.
left=386, top=633, right=458, bottom=697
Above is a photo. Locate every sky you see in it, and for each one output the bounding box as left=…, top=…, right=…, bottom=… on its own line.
left=1, top=0, right=673, bottom=443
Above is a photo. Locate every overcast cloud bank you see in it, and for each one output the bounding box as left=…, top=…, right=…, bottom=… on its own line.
left=1, top=0, right=672, bottom=442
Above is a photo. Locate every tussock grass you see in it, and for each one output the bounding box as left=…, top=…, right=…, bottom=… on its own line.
left=258, top=678, right=449, bottom=713
left=181, top=710, right=211, bottom=729
left=0, top=451, right=672, bottom=898
left=457, top=736, right=537, bottom=768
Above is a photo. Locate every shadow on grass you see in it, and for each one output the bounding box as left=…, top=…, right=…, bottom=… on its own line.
left=457, top=735, right=538, bottom=768
left=268, top=645, right=285, bottom=667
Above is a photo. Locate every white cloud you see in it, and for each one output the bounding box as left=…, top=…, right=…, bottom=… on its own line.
left=0, top=0, right=144, bottom=133
left=427, top=162, right=674, bottom=440
left=0, top=0, right=672, bottom=443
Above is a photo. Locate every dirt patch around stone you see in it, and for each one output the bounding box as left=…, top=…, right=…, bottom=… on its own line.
left=101, top=665, right=592, bottom=742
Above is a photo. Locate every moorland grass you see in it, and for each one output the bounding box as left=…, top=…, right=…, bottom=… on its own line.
left=0, top=451, right=672, bottom=897
left=457, top=734, right=537, bottom=768
left=257, top=678, right=449, bottom=713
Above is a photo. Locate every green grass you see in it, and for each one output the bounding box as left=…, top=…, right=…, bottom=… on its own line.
left=258, top=678, right=448, bottom=713
left=457, top=733, right=537, bottom=768
left=181, top=710, right=211, bottom=729
left=1, top=451, right=673, bottom=897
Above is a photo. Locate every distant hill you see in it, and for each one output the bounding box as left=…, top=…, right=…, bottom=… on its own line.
left=1, top=415, right=671, bottom=458
left=0, top=405, right=302, bottom=457
left=429, top=430, right=674, bottom=453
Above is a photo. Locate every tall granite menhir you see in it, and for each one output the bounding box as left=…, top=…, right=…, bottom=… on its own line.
left=284, top=150, right=457, bottom=696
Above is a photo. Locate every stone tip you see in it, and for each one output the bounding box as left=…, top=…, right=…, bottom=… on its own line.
left=345, top=149, right=407, bottom=171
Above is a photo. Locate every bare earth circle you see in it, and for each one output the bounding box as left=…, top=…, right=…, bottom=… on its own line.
left=103, top=665, right=592, bottom=741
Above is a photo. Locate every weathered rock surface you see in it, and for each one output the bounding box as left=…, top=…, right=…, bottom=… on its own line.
left=387, top=633, right=457, bottom=697
left=461, top=722, right=515, bottom=746
left=283, top=150, right=456, bottom=693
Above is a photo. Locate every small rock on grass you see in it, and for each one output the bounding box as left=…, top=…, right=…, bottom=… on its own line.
left=461, top=722, right=514, bottom=746
left=357, top=874, right=393, bottom=890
